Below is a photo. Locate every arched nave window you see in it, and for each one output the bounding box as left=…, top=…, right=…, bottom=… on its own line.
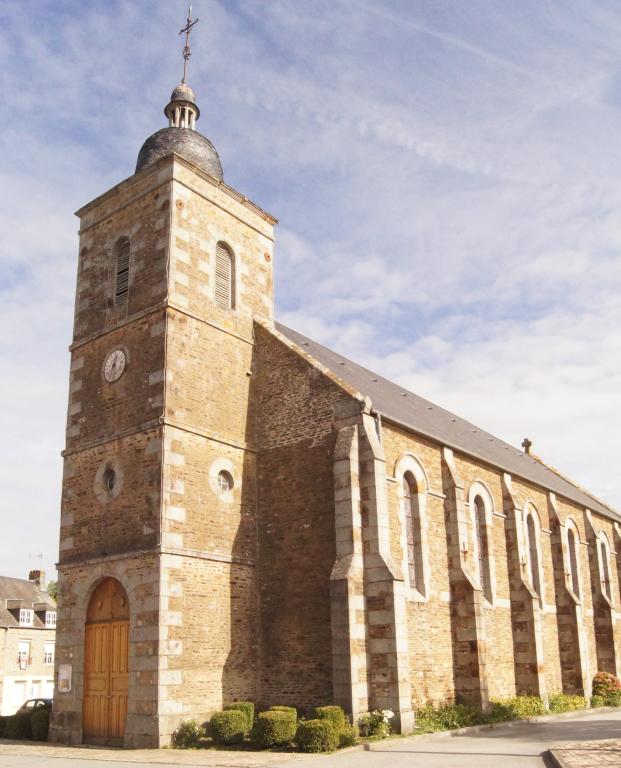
left=468, top=482, right=495, bottom=605
left=524, top=505, right=542, bottom=599
left=566, top=521, right=581, bottom=599
left=403, top=472, right=424, bottom=593
left=394, top=453, right=429, bottom=600
left=473, top=496, right=492, bottom=601
left=599, top=531, right=613, bottom=602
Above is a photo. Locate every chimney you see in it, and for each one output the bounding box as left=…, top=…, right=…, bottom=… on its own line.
left=29, top=570, right=46, bottom=589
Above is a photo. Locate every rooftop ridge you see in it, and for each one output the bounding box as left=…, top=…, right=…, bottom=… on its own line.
left=529, top=452, right=619, bottom=516
left=275, top=322, right=620, bottom=524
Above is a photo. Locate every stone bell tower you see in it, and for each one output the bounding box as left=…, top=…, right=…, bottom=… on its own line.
left=51, top=11, right=277, bottom=747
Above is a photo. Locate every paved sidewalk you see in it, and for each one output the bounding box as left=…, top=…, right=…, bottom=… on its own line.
left=0, top=741, right=307, bottom=767
left=1, top=708, right=621, bottom=768
left=548, top=738, right=621, bottom=768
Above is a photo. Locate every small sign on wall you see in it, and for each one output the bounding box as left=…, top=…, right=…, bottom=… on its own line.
left=58, top=664, right=72, bottom=693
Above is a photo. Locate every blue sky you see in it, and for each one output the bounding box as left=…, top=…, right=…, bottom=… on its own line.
left=1, top=0, right=620, bottom=580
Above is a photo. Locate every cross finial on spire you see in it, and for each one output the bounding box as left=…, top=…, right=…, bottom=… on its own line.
left=179, top=5, right=199, bottom=84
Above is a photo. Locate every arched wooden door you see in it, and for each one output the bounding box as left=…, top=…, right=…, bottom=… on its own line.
left=83, top=578, right=129, bottom=746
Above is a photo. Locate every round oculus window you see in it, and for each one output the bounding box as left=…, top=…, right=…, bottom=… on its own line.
left=103, top=468, right=116, bottom=494
left=217, top=470, right=234, bottom=493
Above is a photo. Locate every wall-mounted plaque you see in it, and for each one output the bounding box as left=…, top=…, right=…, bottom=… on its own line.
left=58, top=664, right=72, bottom=693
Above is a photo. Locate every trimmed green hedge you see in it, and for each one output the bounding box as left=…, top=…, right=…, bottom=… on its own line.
left=30, top=709, right=50, bottom=742
left=3, top=712, right=32, bottom=741
left=269, top=705, right=297, bottom=717
left=296, top=719, right=339, bottom=753
left=548, top=694, right=587, bottom=713
left=314, top=706, right=346, bottom=733
left=211, top=710, right=246, bottom=745
left=251, top=710, right=297, bottom=747
left=170, top=719, right=203, bottom=748
left=224, top=702, right=254, bottom=734
left=339, top=723, right=358, bottom=747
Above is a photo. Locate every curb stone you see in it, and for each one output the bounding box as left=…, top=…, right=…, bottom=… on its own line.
left=545, top=750, right=568, bottom=768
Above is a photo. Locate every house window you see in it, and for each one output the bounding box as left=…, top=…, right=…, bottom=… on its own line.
left=17, top=641, right=31, bottom=670
left=214, top=241, right=235, bottom=309
left=599, top=533, right=612, bottom=601
left=525, top=509, right=542, bottom=597
left=114, top=237, right=130, bottom=304
left=473, top=495, right=492, bottom=602
left=567, top=524, right=580, bottom=598
left=45, top=611, right=56, bottom=628
left=403, top=472, right=424, bottom=593
left=44, top=642, right=55, bottom=666
left=19, top=609, right=33, bottom=627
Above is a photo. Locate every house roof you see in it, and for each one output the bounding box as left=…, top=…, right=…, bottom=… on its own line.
left=276, top=323, right=620, bottom=524
left=0, top=576, right=56, bottom=629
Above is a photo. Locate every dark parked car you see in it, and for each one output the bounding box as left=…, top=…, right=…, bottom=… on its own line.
left=16, top=698, right=52, bottom=713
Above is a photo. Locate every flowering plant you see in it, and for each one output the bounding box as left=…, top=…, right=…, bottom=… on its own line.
left=358, top=709, right=394, bottom=738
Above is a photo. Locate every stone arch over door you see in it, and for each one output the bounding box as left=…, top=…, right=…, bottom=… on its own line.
left=83, top=578, right=130, bottom=746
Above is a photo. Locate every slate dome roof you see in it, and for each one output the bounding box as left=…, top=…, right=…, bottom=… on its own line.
left=135, top=127, right=223, bottom=180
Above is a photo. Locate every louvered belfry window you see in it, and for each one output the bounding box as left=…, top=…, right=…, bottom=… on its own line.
left=114, top=237, right=130, bottom=304
left=215, top=241, right=234, bottom=309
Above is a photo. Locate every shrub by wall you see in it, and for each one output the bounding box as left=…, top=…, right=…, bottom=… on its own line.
left=314, top=706, right=346, bottom=733
left=338, top=724, right=358, bottom=747
left=415, top=703, right=485, bottom=733
left=0, top=716, right=7, bottom=738
left=296, top=719, right=338, bottom=753
left=223, top=702, right=254, bottom=734
left=269, top=706, right=297, bottom=717
left=30, top=709, right=50, bottom=741
left=489, top=696, right=546, bottom=723
left=358, top=710, right=394, bottom=738
left=548, top=694, right=587, bottom=713
left=210, top=710, right=246, bottom=745
left=251, top=710, right=297, bottom=747
left=593, top=672, right=621, bottom=700
left=3, top=712, right=32, bottom=741
left=170, top=719, right=203, bottom=748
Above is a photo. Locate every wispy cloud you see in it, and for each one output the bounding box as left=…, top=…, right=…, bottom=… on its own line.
left=1, top=0, right=620, bottom=579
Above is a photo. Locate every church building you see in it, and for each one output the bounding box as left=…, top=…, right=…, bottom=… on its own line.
left=51, top=20, right=621, bottom=749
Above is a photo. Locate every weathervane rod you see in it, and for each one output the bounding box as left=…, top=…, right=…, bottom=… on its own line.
left=179, top=4, right=199, bottom=84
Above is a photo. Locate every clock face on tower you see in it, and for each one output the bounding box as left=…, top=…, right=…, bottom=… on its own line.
left=103, top=349, right=127, bottom=383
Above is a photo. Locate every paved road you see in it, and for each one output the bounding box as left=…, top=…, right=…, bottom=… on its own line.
left=1, top=709, right=620, bottom=768
left=303, top=709, right=621, bottom=768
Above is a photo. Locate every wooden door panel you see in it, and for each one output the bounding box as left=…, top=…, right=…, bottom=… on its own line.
left=83, top=624, right=110, bottom=739
left=83, top=618, right=129, bottom=745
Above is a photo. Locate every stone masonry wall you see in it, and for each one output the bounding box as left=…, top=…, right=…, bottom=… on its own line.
left=379, top=418, right=615, bottom=710
left=381, top=425, right=455, bottom=705
left=254, top=325, right=344, bottom=711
